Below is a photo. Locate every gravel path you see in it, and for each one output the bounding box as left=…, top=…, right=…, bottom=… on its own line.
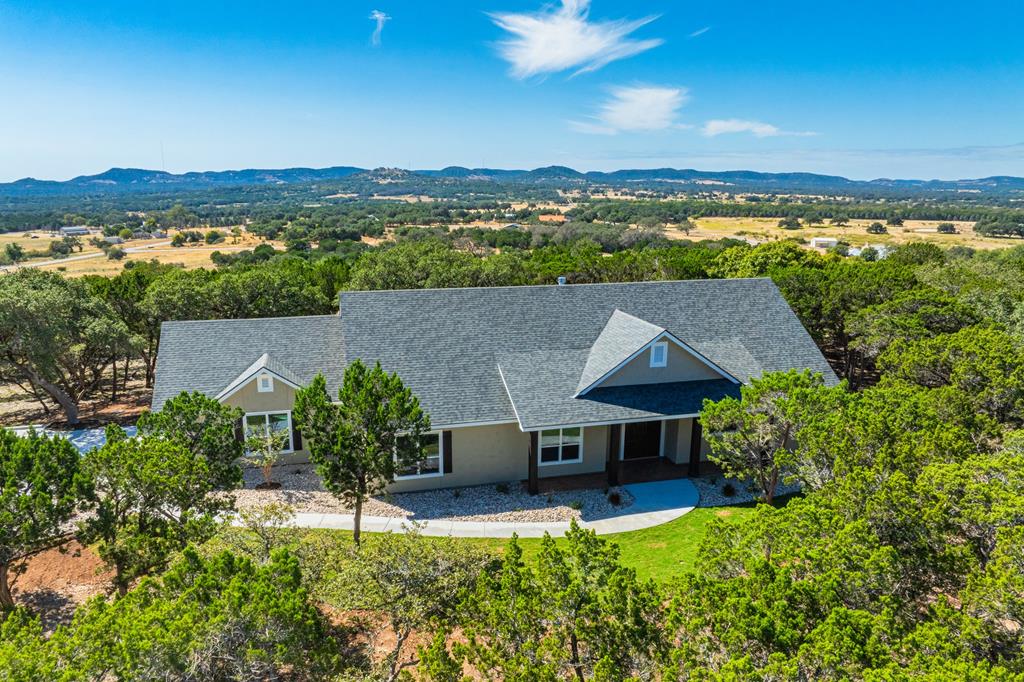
left=235, top=463, right=633, bottom=523
left=692, top=474, right=801, bottom=507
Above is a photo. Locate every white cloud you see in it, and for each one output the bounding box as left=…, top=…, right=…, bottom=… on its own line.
left=688, top=26, right=711, bottom=38
left=571, top=85, right=688, bottom=135
left=702, top=118, right=818, bottom=138
left=490, top=0, right=662, bottom=79
left=369, top=10, right=390, bottom=47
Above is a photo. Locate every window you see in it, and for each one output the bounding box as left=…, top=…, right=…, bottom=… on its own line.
left=650, top=341, right=667, bottom=368
left=538, top=427, right=583, bottom=465
left=396, top=432, right=443, bottom=479
left=244, top=411, right=293, bottom=453
left=257, top=374, right=274, bottom=392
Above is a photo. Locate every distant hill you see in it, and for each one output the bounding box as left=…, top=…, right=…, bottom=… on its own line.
left=3, top=165, right=1024, bottom=198
left=1, top=166, right=364, bottom=197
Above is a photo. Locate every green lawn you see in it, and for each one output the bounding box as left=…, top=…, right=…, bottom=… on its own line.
left=241, top=501, right=764, bottom=584
left=453, top=504, right=759, bottom=582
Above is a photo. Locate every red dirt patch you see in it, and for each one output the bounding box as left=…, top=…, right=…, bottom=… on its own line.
left=11, top=540, right=112, bottom=629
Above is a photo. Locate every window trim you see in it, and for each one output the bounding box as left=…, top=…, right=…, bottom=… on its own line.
left=256, top=373, right=274, bottom=392
left=243, top=410, right=294, bottom=454
left=395, top=431, right=445, bottom=480
left=537, top=426, right=584, bottom=466
left=650, top=341, right=668, bottom=368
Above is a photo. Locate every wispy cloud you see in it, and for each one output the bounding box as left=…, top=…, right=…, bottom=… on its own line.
left=702, top=118, right=818, bottom=138
left=369, top=10, right=391, bottom=47
left=490, top=0, right=663, bottom=79
left=570, top=85, right=689, bottom=135
left=687, top=26, right=711, bottom=38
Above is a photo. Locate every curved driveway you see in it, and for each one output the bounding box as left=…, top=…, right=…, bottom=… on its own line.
left=279, top=478, right=699, bottom=538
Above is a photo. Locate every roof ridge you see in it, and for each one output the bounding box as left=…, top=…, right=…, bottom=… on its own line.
left=338, top=277, right=775, bottom=297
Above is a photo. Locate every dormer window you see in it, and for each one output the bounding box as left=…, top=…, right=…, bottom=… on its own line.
left=650, top=342, right=667, bottom=368
left=257, top=374, right=274, bottom=392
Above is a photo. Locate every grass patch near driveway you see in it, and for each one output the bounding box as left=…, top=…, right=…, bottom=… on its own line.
left=480, top=503, right=763, bottom=582
left=216, top=499, right=779, bottom=584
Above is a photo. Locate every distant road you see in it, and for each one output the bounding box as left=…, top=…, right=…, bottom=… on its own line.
left=0, top=240, right=173, bottom=272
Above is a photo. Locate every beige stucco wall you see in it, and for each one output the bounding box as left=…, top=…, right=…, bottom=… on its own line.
left=387, top=422, right=530, bottom=493
left=388, top=423, right=612, bottom=492
left=601, top=337, right=722, bottom=388
left=221, top=377, right=310, bottom=463
left=666, top=417, right=711, bottom=464
left=537, top=424, right=608, bottom=479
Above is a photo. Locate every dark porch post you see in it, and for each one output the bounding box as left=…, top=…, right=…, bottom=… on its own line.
left=688, top=418, right=703, bottom=477
left=528, top=431, right=539, bottom=495
left=606, top=424, right=621, bottom=487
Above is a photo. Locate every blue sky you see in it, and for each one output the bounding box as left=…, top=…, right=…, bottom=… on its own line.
left=1, top=0, right=1022, bottom=181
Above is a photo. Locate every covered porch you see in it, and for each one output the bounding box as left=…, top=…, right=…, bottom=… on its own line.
left=525, top=416, right=709, bottom=495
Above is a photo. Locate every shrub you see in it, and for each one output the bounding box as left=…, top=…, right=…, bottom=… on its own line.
left=607, top=490, right=622, bottom=506
left=569, top=499, right=583, bottom=511
left=867, top=222, right=887, bottom=234
left=937, top=222, right=957, bottom=234
left=778, top=216, right=802, bottom=230
left=495, top=482, right=510, bottom=495
left=107, top=246, right=126, bottom=260
left=722, top=482, right=737, bottom=497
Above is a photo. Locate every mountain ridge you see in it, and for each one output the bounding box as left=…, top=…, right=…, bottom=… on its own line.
left=3, top=165, right=1024, bottom=197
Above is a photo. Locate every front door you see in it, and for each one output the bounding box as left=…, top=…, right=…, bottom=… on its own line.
left=623, top=420, right=662, bottom=460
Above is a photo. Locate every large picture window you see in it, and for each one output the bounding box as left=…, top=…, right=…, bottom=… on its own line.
left=244, top=411, right=293, bottom=453
left=396, top=432, right=443, bottom=479
left=539, top=427, right=583, bottom=465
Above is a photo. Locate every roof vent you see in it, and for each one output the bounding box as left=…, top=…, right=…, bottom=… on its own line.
left=557, top=276, right=567, bottom=286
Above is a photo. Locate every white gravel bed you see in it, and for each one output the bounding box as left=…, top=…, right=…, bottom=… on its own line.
left=234, top=463, right=634, bottom=523
left=692, top=473, right=802, bottom=507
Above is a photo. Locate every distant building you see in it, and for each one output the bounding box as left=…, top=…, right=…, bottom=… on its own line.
left=103, top=236, right=124, bottom=245
left=810, top=237, right=839, bottom=249
left=151, top=230, right=168, bottom=238
left=59, top=225, right=91, bottom=237
left=132, top=231, right=153, bottom=240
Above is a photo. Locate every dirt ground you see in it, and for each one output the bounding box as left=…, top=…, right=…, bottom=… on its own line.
left=12, top=541, right=113, bottom=631
left=0, top=367, right=152, bottom=429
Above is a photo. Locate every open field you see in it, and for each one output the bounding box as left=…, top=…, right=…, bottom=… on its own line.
left=8, top=229, right=287, bottom=277
left=679, top=216, right=1016, bottom=250
left=0, top=230, right=106, bottom=259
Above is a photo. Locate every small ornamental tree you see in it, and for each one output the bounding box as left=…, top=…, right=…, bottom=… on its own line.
left=79, top=425, right=232, bottom=595
left=137, top=391, right=244, bottom=490
left=244, top=422, right=290, bottom=488
left=293, top=362, right=431, bottom=546
left=700, top=370, right=824, bottom=503
left=867, top=222, right=887, bottom=235
left=0, top=429, right=90, bottom=611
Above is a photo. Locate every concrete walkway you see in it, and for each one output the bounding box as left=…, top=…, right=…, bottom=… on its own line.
left=280, top=478, right=699, bottom=538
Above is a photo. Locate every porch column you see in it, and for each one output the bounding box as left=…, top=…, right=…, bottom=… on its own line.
left=528, top=431, right=539, bottom=495
left=606, top=424, right=621, bottom=487
left=688, top=418, right=702, bottom=477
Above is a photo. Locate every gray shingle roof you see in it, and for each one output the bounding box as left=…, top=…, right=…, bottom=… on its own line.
left=151, top=315, right=345, bottom=409
left=575, top=310, right=666, bottom=395
left=152, top=278, right=837, bottom=428
left=498, top=348, right=739, bottom=430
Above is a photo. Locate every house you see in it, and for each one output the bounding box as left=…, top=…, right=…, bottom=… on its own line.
left=152, top=279, right=836, bottom=493
left=809, top=237, right=838, bottom=249
left=59, top=225, right=91, bottom=237
left=103, top=235, right=124, bottom=245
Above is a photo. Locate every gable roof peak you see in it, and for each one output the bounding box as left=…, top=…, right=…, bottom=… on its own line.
left=574, top=309, right=667, bottom=396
